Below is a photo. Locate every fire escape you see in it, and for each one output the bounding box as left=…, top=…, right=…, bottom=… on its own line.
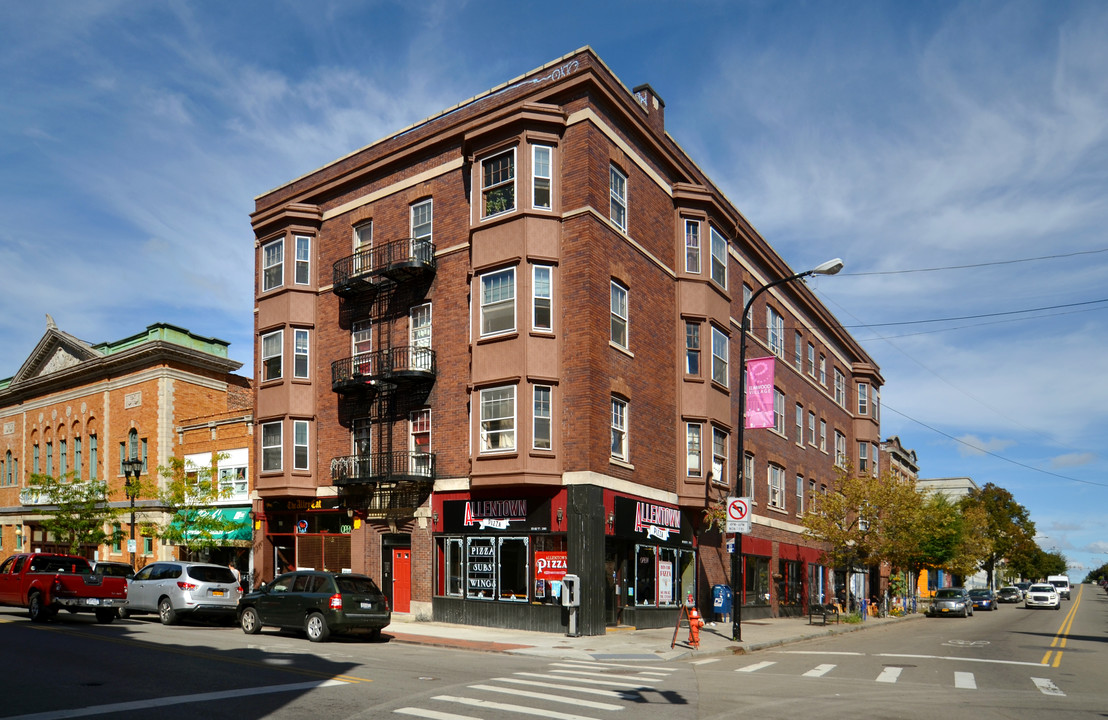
left=330, top=236, right=436, bottom=519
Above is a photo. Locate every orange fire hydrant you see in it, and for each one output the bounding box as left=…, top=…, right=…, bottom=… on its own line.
left=687, top=604, right=705, bottom=648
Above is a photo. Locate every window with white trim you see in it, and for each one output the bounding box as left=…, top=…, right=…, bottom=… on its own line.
left=807, top=343, right=815, bottom=376
left=610, top=396, right=628, bottom=461
left=711, top=325, right=729, bottom=386
left=710, top=226, right=728, bottom=288
left=261, top=330, right=283, bottom=381
left=479, top=386, right=516, bottom=453
left=533, top=385, right=552, bottom=450
left=262, top=238, right=283, bottom=292
left=819, top=420, right=827, bottom=451
left=411, top=198, right=432, bottom=242
left=293, top=421, right=309, bottom=471
left=261, top=422, right=282, bottom=472
left=743, top=452, right=755, bottom=498
left=686, top=423, right=702, bottom=477
left=410, top=304, right=432, bottom=370
left=293, top=329, right=309, bottom=379
left=610, top=280, right=628, bottom=349
left=532, top=265, right=552, bottom=332
left=482, top=149, right=515, bottom=217
left=796, top=475, right=805, bottom=515
left=794, top=332, right=803, bottom=370
left=808, top=411, right=816, bottom=447
left=834, top=369, right=846, bottom=406
left=684, top=219, right=700, bottom=273
left=609, top=165, right=627, bottom=231
left=858, top=441, right=869, bottom=473
left=532, top=145, right=552, bottom=209
left=712, top=427, right=728, bottom=484
left=872, top=443, right=879, bottom=475
left=834, top=430, right=847, bottom=468
left=411, top=409, right=432, bottom=476
left=767, top=307, right=785, bottom=357
left=294, top=235, right=311, bottom=285
left=819, top=355, right=826, bottom=385
left=773, top=388, right=785, bottom=435
left=857, top=382, right=869, bottom=415
left=480, top=268, right=515, bottom=337
left=768, top=464, right=785, bottom=509
left=685, top=321, right=700, bottom=376
left=795, top=404, right=804, bottom=446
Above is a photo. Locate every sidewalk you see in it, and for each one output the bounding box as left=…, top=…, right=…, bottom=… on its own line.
left=383, top=610, right=923, bottom=661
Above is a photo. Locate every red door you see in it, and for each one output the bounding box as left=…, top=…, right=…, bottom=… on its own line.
left=392, top=548, right=411, bottom=613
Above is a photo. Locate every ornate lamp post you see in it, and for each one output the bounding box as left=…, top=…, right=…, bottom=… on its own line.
left=732, top=258, right=844, bottom=642
left=122, top=458, right=144, bottom=568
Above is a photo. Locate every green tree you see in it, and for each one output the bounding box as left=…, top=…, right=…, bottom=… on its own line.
left=154, top=455, right=238, bottom=559
left=27, top=472, right=122, bottom=555
left=961, top=483, right=1035, bottom=588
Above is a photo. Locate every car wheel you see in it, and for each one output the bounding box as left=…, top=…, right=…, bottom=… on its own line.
left=367, top=628, right=382, bottom=641
left=305, top=612, right=330, bottom=642
left=118, top=608, right=131, bottom=620
left=28, top=592, right=53, bottom=623
left=240, top=607, right=262, bottom=635
left=1055, top=603, right=1061, bottom=610
left=158, top=597, right=178, bottom=625
left=95, top=609, right=116, bottom=624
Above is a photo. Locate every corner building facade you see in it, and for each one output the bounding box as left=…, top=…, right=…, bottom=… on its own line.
left=251, top=48, right=882, bottom=635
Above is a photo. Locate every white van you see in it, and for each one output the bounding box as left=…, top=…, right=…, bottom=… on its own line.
left=1046, top=575, right=1071, bottom=600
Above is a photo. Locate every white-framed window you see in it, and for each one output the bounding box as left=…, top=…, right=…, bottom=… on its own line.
left=834, top=430, right=847, bottom=467
left=533, top=385, right=552, bottom=450
left=610, top=396, right=628, bottom=461
left=215, top=448, right=249, bottom=500
left=794, top=332, right=803, bottom=370
left=710, top=226, right=728, bottom=289
left=871, top=443, right=879, bottom=476
left=479, top=386, right=516, bottom=453
left=532, top=145, right=552, bottom=209
left=858, top=441, right=869, bottom=473
left=857, top=382, right=869, bottom=415
left=743, top=452, right=755, bottom=498
left=684, top=219, right=701, bottom=274
left=808, top=411, right=816, bottom=447
left=819, top=355, right=827, bottom=385
left=873, top=389, right=880, bottom=423
left=532, top=265, right=552, bottom=332
left=609, top=165, right=627, bottom=231
left=820, top=420, right=827, bottom=452
left=411, top=198, right=432, bottom=242
left=796, top=475, right=805, bottom=515
left=261, top=330, right=283, bottom=381
left=480, top=267, right=515, bottom=337
left=685, top=322, right=700, bottom=376
left=262, top=238, right=283, bottom=292
left=354, top=221, right=373, bottom=273
left=807, top=343, right=815, bottom=377
left=686, top=422, right=702, bottom=477
left=610, top=280, right=628, bottom=349
left=795, top=404, right=804, bottom=446
left=411, top=409, right=431, bottom=476
left=261, top=422, right=282, bottom=472
left=773, top=388, right=785, bottom=435
left=743, top=284, right=752, bottom=313
left=834, top=369, right=846, bottom=406
left=768, top=464, right=785, bottom=509
left=410, top=303, right=432, bottom=370
left=293, top=420, right=309, bottom=471
left=767, top=307, right=785, bottom=357
left=352, top=320, right=372, bottom=357
left=482, top=149, right=516, bottom=217
left=711, top=325, right=729, bottom=386
left=293, top=329, right=309, bottom=379
left=294, top=235, right=311, bottom=285
left=442, top=537, right=463, bottom=597
left=712, top=427, right=728, bottom=484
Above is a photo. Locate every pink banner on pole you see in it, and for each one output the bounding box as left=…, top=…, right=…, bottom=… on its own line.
left=745, top=357, right=776, bottom=429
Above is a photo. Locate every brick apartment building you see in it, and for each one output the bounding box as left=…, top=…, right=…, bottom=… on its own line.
left=0, top=318, right=252, bottom=569
left=250, top=47, right=882, bottom=635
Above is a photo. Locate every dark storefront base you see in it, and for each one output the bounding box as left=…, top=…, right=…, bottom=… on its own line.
left=618, top=606, right=680, bottom=630
left=433, top=597, right=567, bottom=633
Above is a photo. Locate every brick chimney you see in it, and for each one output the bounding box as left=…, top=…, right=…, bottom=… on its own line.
left=632, top=83, right=665, bottom=135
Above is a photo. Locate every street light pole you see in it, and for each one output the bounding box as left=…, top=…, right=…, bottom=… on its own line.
left=122, top=458, right=143, bottom=568
left=732, top=258, right=844, bottom=642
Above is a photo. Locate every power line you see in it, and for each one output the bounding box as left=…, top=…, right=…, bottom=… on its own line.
left=841, top=298, right=1108, bottom=328
left=842, top=248, right=1108, bottom=276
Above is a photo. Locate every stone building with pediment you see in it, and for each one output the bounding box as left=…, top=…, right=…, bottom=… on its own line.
left=0, top=318, right=252, bottom=570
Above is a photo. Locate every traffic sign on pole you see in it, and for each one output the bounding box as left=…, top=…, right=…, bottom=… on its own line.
left=726, top=497, right=752, bottom=533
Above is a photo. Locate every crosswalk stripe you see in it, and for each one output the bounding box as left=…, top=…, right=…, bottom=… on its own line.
left=548, top=670, right=658, bottom=686
left=394, top=708, right=481, bottom=720
left=689, top=658, right=720, bottom=665
left=876, top=667, right=902, bottom=683
left=554, top=661, right=673, bottom=672
left=802, top=664, right=836, bottom=678
left=494, top=677, right=629, bottom=698
left=1032, top=677, right=1065, bottom=696
left=736, top=661, right=777, bottom=673
left=513, top=672, right=652, bottom=689
left=433, top=695, right=601, bottom=720
left=468, top=684, right=624, bottom=711
left=954, top=672, right=976, bottom=690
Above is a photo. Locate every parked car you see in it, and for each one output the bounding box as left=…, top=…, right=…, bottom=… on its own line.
left=927, top=587, right=973, bottom=618
left=1025, top=583, right=1061, bottom=610
left=996, top=586, right=1022, bottom=603
left=92, top=561, right=136, bottom=619
left=1014, top=581, right=1031, bottom=598
left=237, top=570, right=391, bottom=642
left=125, top=561, right=241, bottom=624
left=0, top=553, right=129, bottom=624
left=968, top=588, right=997, bottom=611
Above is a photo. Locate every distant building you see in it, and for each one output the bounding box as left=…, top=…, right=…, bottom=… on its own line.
left=0, top=318, right=251, bottom=568
left=250, top=47, right=882, bottom=633
left=881, top=435, right=919, bottom=483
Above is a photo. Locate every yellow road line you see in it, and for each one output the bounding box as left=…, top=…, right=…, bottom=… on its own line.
left=1042, top=586, right=1081, bottom=665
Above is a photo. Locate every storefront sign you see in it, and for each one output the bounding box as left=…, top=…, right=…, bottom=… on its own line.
left=442, top=497, right=551, bottom=533
left=658, top=560, right=673, bottom=604
left=535, top=551, right=568, bottom=581
left=464, top=499, right=527, bottom=530
left=466, top=537, right=496, bottom=596
left=613, top=496, right=692, bottom=547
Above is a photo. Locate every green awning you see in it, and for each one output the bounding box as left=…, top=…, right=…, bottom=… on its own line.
left=170, top=506, right=252, bottom=542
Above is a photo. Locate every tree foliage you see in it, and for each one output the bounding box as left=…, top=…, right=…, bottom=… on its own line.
left=154, top=455, right=239, bottom=559
left=961, top=483, right=1034, bottom=587
left=27, top=472, right=122, bottom=554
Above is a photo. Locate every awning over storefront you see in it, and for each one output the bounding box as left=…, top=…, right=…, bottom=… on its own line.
left=170, top=506, right=252, bottom=542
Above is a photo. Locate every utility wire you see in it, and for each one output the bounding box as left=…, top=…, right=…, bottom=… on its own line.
left=841, top=248, right=1108, bottom=276
left=841, top=298, right=1108, bottom=328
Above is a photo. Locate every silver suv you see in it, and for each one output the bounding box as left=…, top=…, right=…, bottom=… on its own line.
left=124, top=561, right=241, bottom=625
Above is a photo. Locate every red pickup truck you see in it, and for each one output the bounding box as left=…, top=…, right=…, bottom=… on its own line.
left=0, top=553, right=129, bottom=623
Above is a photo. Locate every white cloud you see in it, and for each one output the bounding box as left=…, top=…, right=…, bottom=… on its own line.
left=952, top=435, right=1017, bottom=458
left=1051, top=453, right=1097, bottom=469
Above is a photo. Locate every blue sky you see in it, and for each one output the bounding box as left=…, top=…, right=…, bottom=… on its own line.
left=2, top=1, right=1105, bottom=578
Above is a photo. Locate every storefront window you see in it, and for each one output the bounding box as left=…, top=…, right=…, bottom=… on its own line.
left=533, top=535, right=567, bottom=604
left=444, top=538, right=463, bottom=597
left=466, top=537, right=497, bottom=600
left=744, top=555, right=770, bottom=606
left=635, top=544, right=657, bottom=606
left=779, top=559, right=802, bottom=609
left=498, top=537, right=529, bottom=602
left=658, top=547, right=677, bottom=606
left=808, top=563, right=826, bottom=605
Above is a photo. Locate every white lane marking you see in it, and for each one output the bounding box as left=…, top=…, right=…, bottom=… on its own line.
left=548, top=669, right=657, bottom=686
left=876, top=653, right=1043, bottom=668
left=468, top=684, right=624, bottom=711
left=954, top=672, right=976, bottom=690
left=1032, top=677, right=1066, bottom=696
left=802, top=664, right=836, bottom=678
left=876, top=667, right=903, bottom=683
left=781, top=650, right=865, bottom=656
left=554, top=661, right=673, bottom=672
left=689, top=658, right=720, bottom=665
left=736, top=661, right=777, bottom=673
left=433, top=695, right=600, bottom=720
left=394, top=709, right=480, bottom=720
left=494, top=677, right=629, bottom=697
left=5, top=680, right=349, bottom=720
left=513, top=672, right=652, bottom=689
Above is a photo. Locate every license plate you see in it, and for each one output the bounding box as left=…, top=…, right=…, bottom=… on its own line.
left=941, top=608, right=949, bottom=612
left=360, top=602, right=373, bottom=609
left=212, top=590, right=224, bottom=597
left=86, top=598, right=100, bottom=606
